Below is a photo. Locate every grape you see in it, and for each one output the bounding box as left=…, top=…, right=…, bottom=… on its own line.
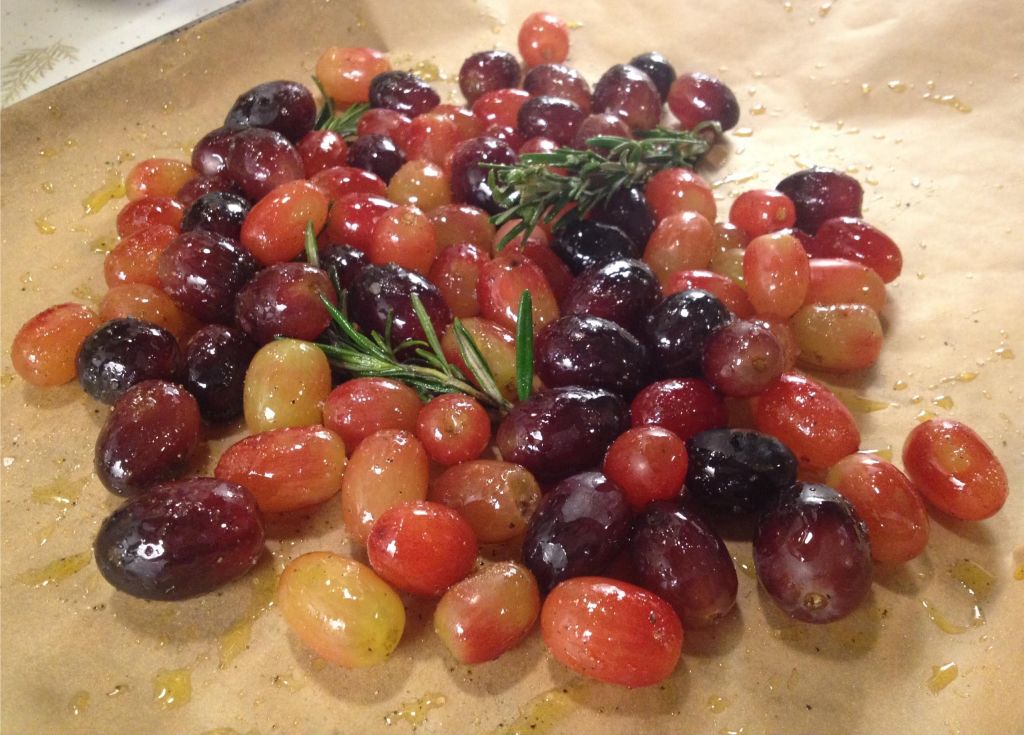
left=99, top=283, right=197, bottom=344
left=685, top=428, right=797, bottom=514
left=643, top=210, right=715, bottom=285
left=346, top=134, right=405, bottom=183
left=630, top=377, right=727, bottom=442
left=430, top=459, right=542, bottom=543
left=645, top=167, right=717, bottom=223
left=808, top=216, right=903, bottom=283
left=224, top=80, right=316, bottom=143
left=157, top=230, right=259, bottom=324
left=631, top=500, right=737, bottom=627
left=76, top=318, right=183, bottom=404
left=665, top=269, right=754, bottom=319
left=459, top=50, right=522, bottom=104
left=603, top=426, right=688, bottom=511
left=191, top=125, right=240, bottom=176
left=561, top=258, right=661, bottom=335
left=323, top=192, right=396, bottom=250
left=496, top=387, right=628, bottom=482
left=790, top=303, right=883, bottom=373
left=117, top=196, right=185, bottom=237
left=415, top=393, right=491, bottom=466
left=176, top=172, right=241, bottom=207
left=701, top=319, right=786, bottom=397
left=235, top=262, right=336, bottom=344
left=95, top=380, right=201, bottom=495
left=440, top=317, right=521, bottom=402
left=644, top=289, right=733, bottom=378
left=224, top=127, right=304, bottom=201
left=551, top=220, right=640, bottom=275
left=277, top=552, right=404, bottom=667
left=522, top=63, right=592, bottom=111
left=387, top=160, right=452, bottom=211
left=11, top=303, right=101, bottom=387
left=754, top=482, right=872, bottom=624
left=367, top=500, right=477, bottom=596
left=628, top=52, right=676, bottom=102
left=94, top=478, right=264, bottom=600
left=805, top=258, right=887, bottom=312
left=429, top=203, right=496, bottom=251
left=315, top=46, right=391, bottom=106
left=183, top=325, right=257, bottom=422
left=592, top=64, right=662, bottom=131
left=589, top=187, right=655, bottom=250
left=323, top=377, right=422, bottom=449
left=517, top=96, right=586, bottom=146
left=518, top=12, right=570, bottom=67
left=310, top=165, right=388, bottom=203
left=477, top=251, right=560, bottom=332
left=341, top=429, right=429, bottom=543
left=667, top=72, right=740, bottom=132
left=775, top=167, right=863, bottom=235
left=729, top=189, right=797, bottom=238
left=522, top=472, right=632, bottom=592
left=448, top=136, right=517, bottom=214
left=571, top=112, right=631, bottom=152
left=434, top=561, right=540, bottom=664
left=369, top=70, right=440, bottom=117
left=243, top=339, right=332, bottom=432
left=472, top=88, right=531, bottom=129
left=534, top=314, right=650, bottom=397
left=368, top=204, right=437, bottom=274
left=239, top=179, right=329, bottom=265
left=902, top=418, right=1008, bottom=521
left=428, top=243, right=489, bottom=318
left=541, top=576, right=683, bottom=688
left=826, top=453, right=929, bottom=563
left=297, top=129, right=349, bottom=177
left=347, top=263, right=452, bottom=349
left=319, top=244, right=369, bottom=289
left=743, top=231, right=810, bottom=319
left=180, top=191, right=250, bottom=240
left=125, top=158, right=197, bottom=201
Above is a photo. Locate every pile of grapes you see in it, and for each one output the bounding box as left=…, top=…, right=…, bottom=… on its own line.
left=10, top=11, right=1009, bottom=689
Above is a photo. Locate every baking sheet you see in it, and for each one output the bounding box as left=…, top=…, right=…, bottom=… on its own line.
left=2, top=0, right=1022, bottom=733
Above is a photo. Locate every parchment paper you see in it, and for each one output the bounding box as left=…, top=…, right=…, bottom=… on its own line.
left=2, top=1, right=1022, bottom=733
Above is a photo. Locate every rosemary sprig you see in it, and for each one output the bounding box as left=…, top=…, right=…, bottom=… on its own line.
left=487, top=124, right=719, bottom=250
left=315, top=294, right=513, bottom=413
left=312, top=76, right=369, bottom=140
left=304, top=221, right=319, bottom=269
left=515, top=292, right=534, bottom=402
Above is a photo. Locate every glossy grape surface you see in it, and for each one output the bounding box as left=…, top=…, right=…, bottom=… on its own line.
left=235, top=262, right=336, bottom=344
left=592, top=64, right=662, bottom=131
left=644, top=289, right=732, bottom=378
left=94, top=478, right=264, bottom=600
left=224, top=80, right=316, bottom=143
left=552, top=220, right=640, bottom=275
left=775, top=167, right=863, bottom=234
left=243, top=339, right=332, bottom=432
left=523, top=472, right=632, bottom=592
left=347, top=263, right=452, bottom=348
left=181, top=191, right=250, bottom=240
left=561, top=258, right=661, bottom=335
left=183, top=325, right=257, bottom=422
left=667, top=72, right=740, bottom=131
left=459, top=50, right=522, bottom=104
left=430, top=460, right=542, bottom=543
left=630, top=377, right=727, bottom=442
left=754, top=482, right=872, bottom=624
left=323, top=377, right=422, bottom=449
left=157, top=230, right=259, bottom=324
left=603, top=426, right=688, bottom=510
left=496, top=387, right=628, bottom=482
left=76, top=318, right=183, bottom=404
left=12, top=303, right=101, bottom=387
left=448, top=136, right=517, bottom=214
left=369, top=71, right=440, bottom=117
left=535, top=314, right=650, bottom=396
left=701, top=319, right=786, bottom=397
left=685, top=428, right=797, bottom=514
left=224, top=127, right=304, bottom=201
left=628, top=52, right=676, bottom=102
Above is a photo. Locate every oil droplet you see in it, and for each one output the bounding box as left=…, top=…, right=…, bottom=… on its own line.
left=803, top=592, right=828, bottom=609
left=31, top=475, right=86, bottom=506
left=486, top=687, right=577, bottom=735
left=410, top=60, right=446, bottom=82
left=922, top=90, right=972, bottom=113
left=71, top=284, right=102, bottom=305
left=82, top=171, right=126, bottom=215
left=153, top=668, right=192, bottom=709
left=749, top=103, right=767, bottom=116
left=893, top=379, right=909, bottom=391
left=927, top=662, right=958, bottom=693
left=38, top=147, right=59, bottom=157
left=68, top=690, right=90, bottom=715
left=995, top=346, right=1015, bottom=360
left=732, top=554, right=756, bottom=579
left=915, top=410, right=937, bottom=422
left=1014, top=564, right=1024, bottom=581
left=887, top=80, right=909, bottom=93
left=818, top=2, right=833, bottom=17
left=219, top=557, right=280, bottom=667
left=35, top=216, right=57, bottom=234
left=920, top=599, right=967, bottom=634
left=950, top=559, right=995, bottom=599
left=1, top=372, right=15, bottom=388
left=566, top=19, right=584, bottom=30
left=17, top=551, right=91, bottom=587
left=385, top=692, right=447, bottom=727
left=862, top=445, right=894, bottom=462
left=932, top=395, right=955, bottom=410
left=107, top=684, right=129, bottom=697
left=861, top=82, right=872, bottom=95
left=271, top=672, right=304, bottom=691
left=40, top=181, right=56, bottom=193
left=783, top=2, right=794, bottom=13
left=732, top=127, right=754, bottom=138
left=831, top=387, right=894, bottom=413
left=89, top=236, right=116, bottom=254
left=708, top=695, right=729, bottom=713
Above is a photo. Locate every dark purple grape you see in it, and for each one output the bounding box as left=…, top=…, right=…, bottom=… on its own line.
left=94, top=478, right=265, bottom=600
left=369, top=71, right=440, bottom=117
left=628, top=52, right=676, bottom=103
left=592, top=64, right=662, bottom=131
left=775, top=167, right=864, bottom=235
left=224, top=127, right=304, bottom=201
left=570, top=112, right=631, bottom=151
left=517, top=96, right=586, bottom=146
left=551, top=220, right=639, bottom=275
left=448, top=136, right=517, bottom=214
left=667, top=72, right=740, bottom=133
left=631, top=500, right=737, bottom=627
left=590, top=186, right=655, bottom=248
left=224, top=80, right=316, bottom=143
left=175, top=173, right=242, bottom=208
left=183, top=325, right=257, bottom=422
left=181, top=191, right=251, bottom=240
left=95, top=380, right=201, bottom=495
left=347, top=263, right=452, bottom=349
left=157, top=230, right=259, bottom=324
left=76, top=318, right=183, bottom=404
left=459, top=50, right=522, bottom=104
left=535, top=315, right=649, bottom=397
left=644, top=289, right=733, bottom=378
left=522, top=471, right=631, bottom=592
left=346, top=134, right=405, bottom=183
left=522, top=64, right=592, bottom=112
left=561, top=258, right=661, bottom=335
left=496, top=387, right=628, bottom=483
left=685, top=428, right=797, bottom=515
left=191, top=125, right=240, bottom=176
left=484, top=124, right=523, bottom=150
left=319, top=244, right=368, bottom=289
left=701, top=319, right=785, bottom=397
left=754, top=483, right=872, bottom=623
left=235, top=262, right=336, bottom=344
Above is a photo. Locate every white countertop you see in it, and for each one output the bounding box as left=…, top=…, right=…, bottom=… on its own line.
left=1, top=0, right=241, bottom=106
